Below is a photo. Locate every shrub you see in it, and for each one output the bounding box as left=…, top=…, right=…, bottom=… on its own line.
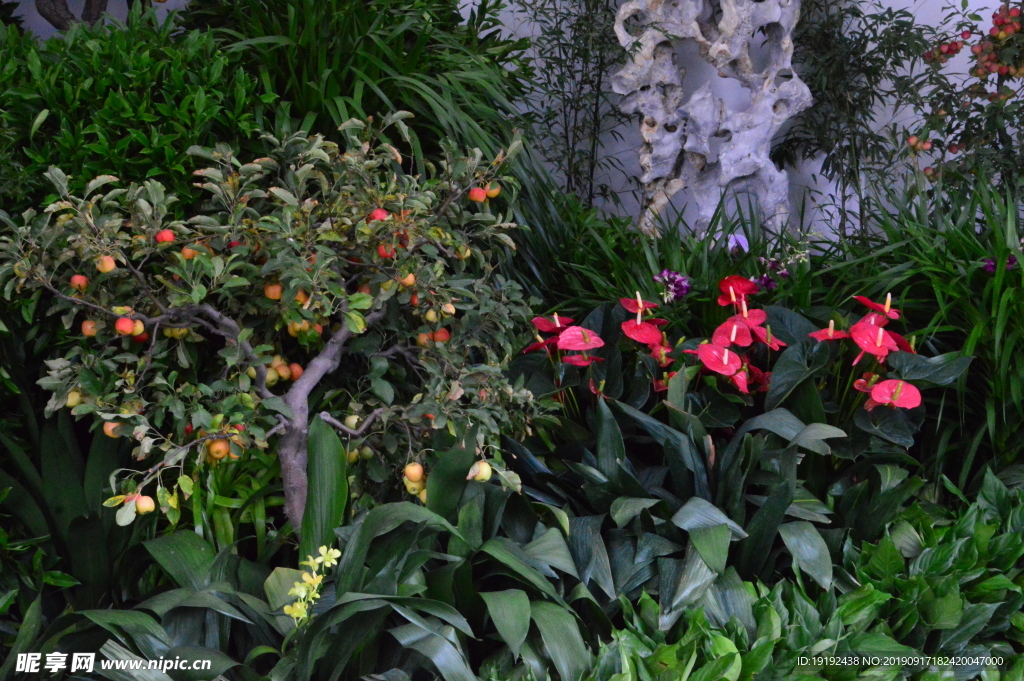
left=0, top=9, right=260, bottom=214
left=0, top=117, right=545, bottom=557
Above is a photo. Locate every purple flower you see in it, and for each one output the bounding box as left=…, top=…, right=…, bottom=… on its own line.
left=984, top=256, right=1017, bottom=273
left=654, top=270, right=691, bottom=302
left=753, top=274, right=777, bottom=291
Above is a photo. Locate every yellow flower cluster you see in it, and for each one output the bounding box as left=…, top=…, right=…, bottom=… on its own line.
left=283, top=545, right=341, bottom=624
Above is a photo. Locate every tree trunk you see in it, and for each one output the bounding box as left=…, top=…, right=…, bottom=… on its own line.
left=35, top=0, right=76, bottom=31
left=82, top=0, right=110, bottom=24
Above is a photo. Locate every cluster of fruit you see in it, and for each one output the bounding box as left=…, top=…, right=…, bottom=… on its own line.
left=924, top=32, right=969, bottom=64
left=402, top=462, right=428, bottom=503
left=249, top=355, right=304, bottom=388
left=467, top=183, right=501, bottom=203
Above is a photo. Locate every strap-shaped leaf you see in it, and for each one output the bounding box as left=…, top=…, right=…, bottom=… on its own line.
left=480, top=590, right=530, bottom=658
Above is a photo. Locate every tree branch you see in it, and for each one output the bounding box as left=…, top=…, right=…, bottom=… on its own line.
left=198, top=304, right=273, bottom=400
left=319, top=408, right=385, bottom=438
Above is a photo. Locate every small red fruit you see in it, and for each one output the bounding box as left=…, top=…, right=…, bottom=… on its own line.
left=358, top=283, right=372, bottom=295
left=369, top=208, right=389, bottom=222
left=289, top=363, right=304, bottom=380
left=135, top=495, right=156, bottom=513
left=82, top=320, right=98, bottom=337
left=185, top=424, right=194, bottom=435
left=132, top=332, right=149, bottom=343
left=155, top=229, right=175, bottom=244
left=485, top=183, right=501, bottom=198
left=228, top=240, right=242, bottom=249
left=963, top=29, right=973, bottom=38
left=70, top=274, right=89, bottom=292
left=431, top=328, right=451, bottom=343
left=378, top=244, right=396, bottom=259
left=114, top=317, right=135, bottom=335
left=468, top=187, right=487, bottom=202
left=181, top=246, right=199, bottom=260
left=264, top=283, right=283, bottom=300
left=96, top=255, right=117, bottom=273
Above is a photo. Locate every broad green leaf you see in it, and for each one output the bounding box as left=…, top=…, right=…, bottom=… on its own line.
left=778, top=522, right=832, bottom=590
left=531, top=601, right=592, bottom=681
left=299, top=415, right=348, bottom=561
left=611, top=497, right=660, bottom=527
left=888, top=351, right=973, bottom=385
left=144, top=531, right=216, bottom=590
left=595, top=398, right=625, bottom=481
left=480, top=590, right=530, bottom=658
left=671, top=498, right=747, bottom=539
left=689, top=525, right=730, bottom=574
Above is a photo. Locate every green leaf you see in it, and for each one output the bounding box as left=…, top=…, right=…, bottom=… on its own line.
left=348, top=292, right=373, bottom=310
left=865, top=534, right=904, bottom=580
left=778, top=522, right=832, bottom=589
left=300, top=415, right=348, bottom=561
left=425, top=437, right=476, bottom=522
left=611, top=497, right=660, bottom=527
left=345, top=310, right=367, bottom=334
left=144, top=531, right=215, bottom=590
left=29, top=109, right=49, bottom=139
left=390, top=621, right=474, bottom=681
left=531, top=601, right=592, bottom=681
left=481, top=590, right=530, bottom=658
left=42, top=570, right=80, bottom=587
left=595, top=398, right=625, bottom=481
left=614, top=400, right=709, bottom=499
left=371, top=376, right=395, bottom=405
left=765, top=342, right=830, bottom=411
left=689, top=525, right=730, bottom=574
left=0, top=596, right=41, bottom=681
left=671, top=498, right=747, bottom=539
left=888, top=351, right=973, bottom=385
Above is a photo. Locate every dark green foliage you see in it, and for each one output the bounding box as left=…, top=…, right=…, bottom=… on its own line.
left=0, top=9, right=260, bottom=213
left=180, top=0, right=531, bottom=165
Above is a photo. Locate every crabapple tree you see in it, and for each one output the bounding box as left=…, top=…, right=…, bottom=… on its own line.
left=0, top=114, right=544, bottom=533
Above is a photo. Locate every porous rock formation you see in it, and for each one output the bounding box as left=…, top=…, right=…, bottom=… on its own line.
left=612, top=0, right=812, bottom=235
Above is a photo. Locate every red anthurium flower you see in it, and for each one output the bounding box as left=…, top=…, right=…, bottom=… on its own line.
left=695, top=342, right=742, bottom=376
left=648, top=318, right=669, bottom=327
left=712, top=319, right=754, bottom=347
left=747, top=364, right=771, bottom=392
left=729, top=369, right=750, bottom=394
left=620, top=292, right=660, bottom=315
left=653, top=372, right=677, bottom=392
left=851, top=321, right=898, bottom=363
left=557, top=326, right=604, bottom=351
left=563, top=354, right=604, bottom=367
left=729, top=305, right=767, bottom=327
left=809, top=320, right=851, bottom=342
left=521, top=336, right=558, bottom=354
left=860, top=312, right=890, bottom=327
left=853, top=372, right=879, bottom=393
left=854, top=293, right=900, bottom=320
left=532, top=314, right=574, bottom=334
left=717, top=275, right=759, bottom=306
left=650, top=344, right=674, bottom=367
left=869, top=379, right=922, bottom=409
left=885, top=330, right=915, bottom=354
left=752, top=324, right=786, bottom=350
left=622, top=320, right=663, bottom=346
